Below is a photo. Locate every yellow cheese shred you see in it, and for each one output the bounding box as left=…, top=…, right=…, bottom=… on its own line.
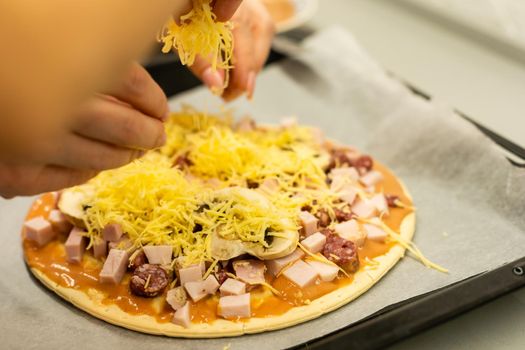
left=359, top=218, right=448, bottom=273
left=159, top=0, right=234, bottom=89
left=79, top=107, right=337, bottom=266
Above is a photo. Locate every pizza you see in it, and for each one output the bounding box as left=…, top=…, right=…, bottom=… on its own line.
left=22, top=106, right=423, bottom=337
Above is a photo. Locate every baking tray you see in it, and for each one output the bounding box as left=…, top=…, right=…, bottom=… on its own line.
left=145, top=52, right=525, bottom=350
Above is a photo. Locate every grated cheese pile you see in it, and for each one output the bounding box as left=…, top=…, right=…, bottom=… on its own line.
left=159, top=0, right=234, bottom=89
left=75, top=106, right=446, bottom=273
left=80, top=106, right=343, bottom=265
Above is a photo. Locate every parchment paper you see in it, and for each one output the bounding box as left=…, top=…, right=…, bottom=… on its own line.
left=1, top=27, right=524, bottom=350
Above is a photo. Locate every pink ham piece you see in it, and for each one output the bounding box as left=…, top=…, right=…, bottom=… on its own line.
left=24, top=216, right=56, bottom=247
left=218, top=293, right=251, bottom=319
left=265, top=248, right=305, bottom=276
left=65, top=227, right=87, bottom=263
left=184, top=275, right=219, bottom=302
left=233, top=260, right=266, bottom=285
left=334, top=220, right=366, bottom=247
left=166, top=287, right=187, bottom=311
left=336, top=185, right=358, bottom=204
left=178, top=262, right=205, bottom=286
left=143, top=245, right=172, bottom=265
left=352, top=199, right=377, bottom=219
left=330, top=167, right=359, bottom=182
left=306, top=261, right=339, bottom=282
left=363, top=222, right=388, bottom=242
left=92, top=237, right=107, bottom=259
left=298, top=211, right=318, bottom=237
left=258, top=178, right=279, bottom=194
left=370, top=193, right=389, bottom=215
left=360, top=170, right=384, bottom=187
left=172, top=302, right=191, bottom=328
left=203, top=275, right=220, bottom=294
left=48, top=210, right=72, bottom=234
left=282, top=260, right=319, bottom=288
left=330, top=168, right=359, bottom=205
left=102, top=223, right=123, bottom=242
left=219, top=278, right=246, bottom=296
left=300, top=232, right=326, bottom=254
left=99, top=249, right=129, bottom=284
left=108, top=235, right=133, bottom=251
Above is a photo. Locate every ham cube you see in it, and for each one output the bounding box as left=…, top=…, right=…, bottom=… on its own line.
left=184, top=275, right=219, bottom=302
left=178, top=263, right=204, bottom=286
left=352, top=199, right=377, bottom=219
left=360, top=170, right=384, bottom=187
left=172, top=302, right=191, bottom=328
left=330, top=167, right=359, bottom=181
left=175, top=257, right=206, bottom=274
left=166, top=287, right=187, bottom=311
left=92, top=237, right=107, bottom=259
left=330, top=171, right=358, bottom=204
left=143, top=245, right=172, bottom=265
left=218, top=293, right=251, bottom=319
left=370, top=193, right=389, bottom=215
left=282, top=260, right=319, bottom=288
left=48, top=210, right=72, bottom=234
left=363, top=223, right=388, bottom=242
left=102, top=223, right=123, bottom=242
left=338, top=185, right=358, bottom=204
left=258, top=178, right=279, bottom=194
left=233, top=260, right=266, bottom=285
left=219, top=278, right=246, bottom=296
left=99, top=249, right=129, bottom=284
left=298, top=211, right=318, bottom=237
left=65, top=227, right=87, bottom=263
left=24, top=216, right=56, bottom=247
left=306, top=261, right=339, bottom=282
left=108, top=235, right=133, bottom=251
left=184, top=280, right=208, bottom=302
left=300, top=232, right=326, bottom=254
left=265, top=249, right=305, bottom=276
left=334, top=220, right=366, bottom=247
left=203, top=275, right=220, bottom=294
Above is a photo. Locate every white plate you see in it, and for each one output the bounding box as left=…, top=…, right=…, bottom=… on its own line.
left=267, top=0, right=319, bottom=33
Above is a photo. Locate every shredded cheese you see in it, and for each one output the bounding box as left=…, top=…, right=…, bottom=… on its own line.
left=359, top=218, right=449, bottom=273
left=78, top=109, right=338, bottom=267
left=159, top=0, right=234, bottom=89
left=144, top=274, right=152, bottom=290
left=74, top=106, right=442, bottom=280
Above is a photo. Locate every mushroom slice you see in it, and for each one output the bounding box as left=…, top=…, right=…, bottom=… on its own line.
left=210, top=188, right=299, bottom=261
left=57, top=185, right=94, bottom=227
left=245, top=219, right=298, bottom=260
left=210, top=230, right=247, bottom=261
left=214, top=186, right=271, bottom=209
